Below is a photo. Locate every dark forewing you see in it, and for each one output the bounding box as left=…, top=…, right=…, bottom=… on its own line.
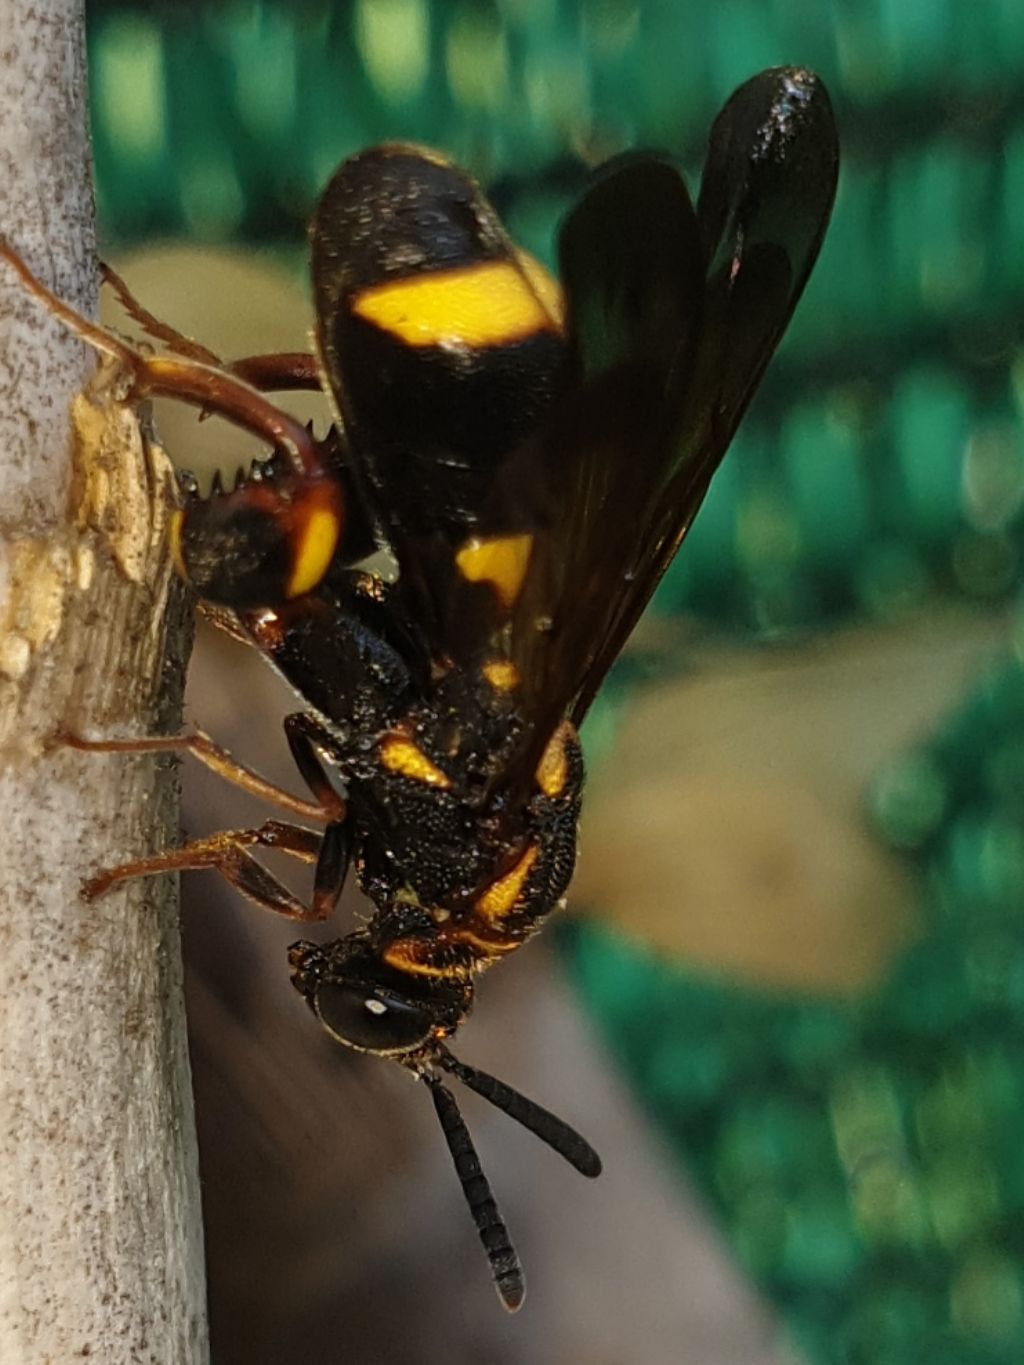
left=308, top=73, right=837, bottom=800
left=690, top=66, right=841, bottom=485
left=498, top=66, right=839, bottom=775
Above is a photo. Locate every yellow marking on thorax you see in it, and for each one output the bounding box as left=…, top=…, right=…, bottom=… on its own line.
left=382, top=940, right=455, bottom=979
left=536, top=721, right=572, bottom=799
left=378, top=734, right=451, bottom=789
left=476, top=845, right=539, bottom=923
left=482, top=659, right=520, bottom=692
left=455, top=533, right=532, bottom=608
left=351, top=260, right=560, bottom=349
left=286, top=488, right=342, bottom=598
left=454, top=927, right=520, bottom=957
left=383, top=929, right=517, bottom=980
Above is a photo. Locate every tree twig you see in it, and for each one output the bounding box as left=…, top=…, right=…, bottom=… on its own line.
left=0, top=2, right=208, bottom=1359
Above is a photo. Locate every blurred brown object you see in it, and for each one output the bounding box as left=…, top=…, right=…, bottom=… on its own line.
left=577, top=607, right=1009, bottom=994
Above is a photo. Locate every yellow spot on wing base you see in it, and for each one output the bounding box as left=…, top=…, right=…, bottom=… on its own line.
left=476, top=845, right=538, bottom=922
left=456, top=533, right=532, bottom=608
left=482, top=659, right=519, bottom=691
left=378, top=735, right=451, bottom=788
left=351, top=260, right=560, bottom=348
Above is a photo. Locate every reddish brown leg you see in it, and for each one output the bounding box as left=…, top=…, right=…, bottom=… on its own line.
left=312, top=820, right=351, bottom=919
left=0, top=240, right=325, bottom=479
left=282, top=713, right=347, bottom=817
left=132, top=355, right=325, bottom=475
left=83, top=819, right=331, bottom=921
left=230, top=352, right=322, bottom=392
left=100, top=261, right=223, bottom=367
left=102, top=261, right=321, bottom=393
left=64, top=729, right=342, bottom=823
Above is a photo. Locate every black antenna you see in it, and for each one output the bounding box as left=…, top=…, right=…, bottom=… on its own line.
left=437, top=1048, right=602, bottom=1178
left=425, top=1074, right=526, bottom=1312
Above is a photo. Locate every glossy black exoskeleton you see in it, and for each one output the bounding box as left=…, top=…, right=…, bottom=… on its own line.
left=1, top=66, right=838, bottom=1310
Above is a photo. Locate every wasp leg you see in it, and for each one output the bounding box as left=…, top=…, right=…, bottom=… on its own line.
left=282, top=713, right=348, bottom=817
left=134, top=354, right=326, bottom=476
left=229, top=352, right=322, bottom=392
left=64, top=729, right=334, bottom=823
left=100, top=261, right=223, bottom=367
left=82, top=819, right=334, bottom=922
left=0, top=240, right=325, bottom=479
left=312, top=820, right=351, bottom=918
left=283, top=715, right=355, bottom=919
left=196, top=600, right=254, bottom=646
left=102, top=261, right=321, bottom=392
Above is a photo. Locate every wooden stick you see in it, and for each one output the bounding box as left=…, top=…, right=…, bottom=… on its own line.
left=0, top=2, right=208, bottom=1358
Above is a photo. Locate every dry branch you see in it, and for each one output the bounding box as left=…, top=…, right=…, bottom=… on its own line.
left=0, top=2, right=207, bottom=1359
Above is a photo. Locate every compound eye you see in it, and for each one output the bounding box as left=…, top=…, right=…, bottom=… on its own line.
left=313, top=981, right=434, bottom=1056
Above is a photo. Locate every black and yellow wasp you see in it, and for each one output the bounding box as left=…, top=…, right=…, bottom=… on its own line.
left=2, top=67, right=838, bottom=1309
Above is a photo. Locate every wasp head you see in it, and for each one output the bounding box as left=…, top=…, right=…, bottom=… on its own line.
left=287, top=933, right=599, bottom=1312
left=287, top=935, right=471, bottom=1062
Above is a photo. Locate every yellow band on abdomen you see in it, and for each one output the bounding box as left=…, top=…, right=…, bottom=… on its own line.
left=352, top=260, right=560, bottom=349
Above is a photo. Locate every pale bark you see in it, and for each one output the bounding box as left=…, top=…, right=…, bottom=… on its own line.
left=0, top=2, right=208, bottom=1360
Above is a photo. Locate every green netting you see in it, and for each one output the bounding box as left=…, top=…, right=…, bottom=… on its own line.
left=568, top=632, right=1024, bottom=1364
left=85, top=1, right=1024, bottom=1359
left=89, top=0, right=1024, bottom=639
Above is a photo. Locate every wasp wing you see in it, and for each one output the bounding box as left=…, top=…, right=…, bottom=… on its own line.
left=308, top=72, right=837, bottom=797
left=495, top=67, right=838, bottom=778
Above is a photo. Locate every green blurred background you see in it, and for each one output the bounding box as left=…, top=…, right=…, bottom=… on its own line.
left=85, top=2, right=1024, bottom=1362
